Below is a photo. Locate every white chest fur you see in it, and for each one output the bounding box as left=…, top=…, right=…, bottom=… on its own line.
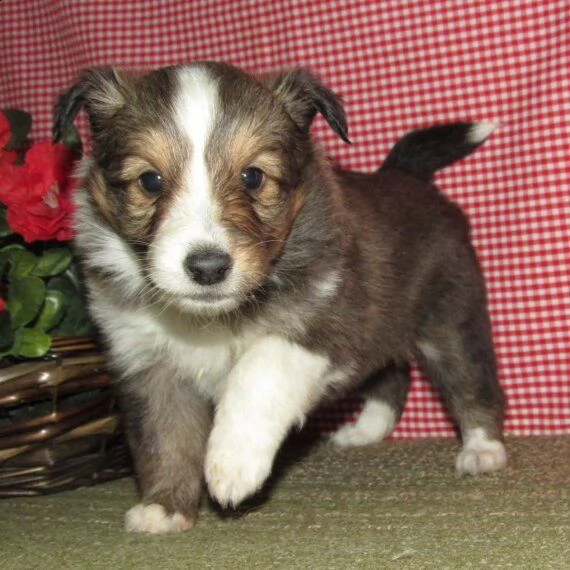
left=91, top=295, right=251, bottom=402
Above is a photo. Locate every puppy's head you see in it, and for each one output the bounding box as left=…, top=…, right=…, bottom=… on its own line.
left=54, top=62, right=348, bottom=316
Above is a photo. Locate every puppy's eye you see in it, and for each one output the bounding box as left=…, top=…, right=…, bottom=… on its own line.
left=139, top=171, right=164, bottom=196
left=241, top=167, right=265, bottom=192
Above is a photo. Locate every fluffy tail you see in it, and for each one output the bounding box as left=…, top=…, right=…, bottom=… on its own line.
left=380, top=122, right=497, bottom=180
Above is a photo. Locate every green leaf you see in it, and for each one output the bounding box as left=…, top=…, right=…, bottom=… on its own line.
left=2, top=109, right=32, bottom=151
left=0, top=311, right=14, bottom=349
left=0, top=243, right=25, bottom=253
left=0, top=244, right=25, bottom=278
left=7, top=275, right=46, bottom=328
left=48, top=270, right=93, bottom=337
left=8, top=249, right=38, bottom=278
left=0, top=252, right=10, bottom=278
left=12, top=327, right=52, bottom=358
left=0, top=207, right=14, bottom=238
left=35, top=289, right=66, bottom=332
left=31, top=247, right=72, bottom=277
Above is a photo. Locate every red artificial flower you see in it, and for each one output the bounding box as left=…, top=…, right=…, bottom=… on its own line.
left=0, top=112, right=10, bottom=149
left=0, top=150, right=17, bottom=166
left=0, top=141, right=78, bottom=242
left=0, top=298, right=5, bottom=312
left=0, top=113, right=17, bottom=165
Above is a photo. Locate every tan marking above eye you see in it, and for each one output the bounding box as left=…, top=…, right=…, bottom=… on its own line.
left=250, top=152, right=285, bottom=180
left=226, top=128, right=287, bottom=179
left=120, top=157, right=161, bottom=181
left=119, top=127, right=187, bottom=183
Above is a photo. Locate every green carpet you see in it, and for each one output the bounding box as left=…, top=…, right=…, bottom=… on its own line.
left=1, top=437, right=568, bottom=569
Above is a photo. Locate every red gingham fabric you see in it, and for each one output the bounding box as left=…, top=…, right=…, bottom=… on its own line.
left=1, top=0, right=568, bottom=437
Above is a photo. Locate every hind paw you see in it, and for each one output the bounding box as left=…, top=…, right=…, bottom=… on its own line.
left=330, top=400, right=396, bottom=447
left=456, top=429, right=507, bottom=475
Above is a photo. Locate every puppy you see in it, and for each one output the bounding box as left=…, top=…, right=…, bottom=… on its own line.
left=53, top=62, right=506, bottom=533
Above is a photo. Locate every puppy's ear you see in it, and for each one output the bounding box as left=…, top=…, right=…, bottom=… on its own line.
left=53, top=68, right=127, bottom=142
left=269, top=69, right=350, bottom=143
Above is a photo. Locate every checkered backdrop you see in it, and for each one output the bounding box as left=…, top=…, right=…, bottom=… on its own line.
left=1, top=0, right=568, bottom=437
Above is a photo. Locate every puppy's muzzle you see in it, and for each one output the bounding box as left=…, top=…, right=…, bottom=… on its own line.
left=184, top=248, right=233, bottom=286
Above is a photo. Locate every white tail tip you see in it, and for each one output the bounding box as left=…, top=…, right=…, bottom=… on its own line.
left=467, top=121, right=499, bottom=144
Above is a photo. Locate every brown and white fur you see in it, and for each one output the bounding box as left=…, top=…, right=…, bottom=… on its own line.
left=54, top=62, right=506, bottom=534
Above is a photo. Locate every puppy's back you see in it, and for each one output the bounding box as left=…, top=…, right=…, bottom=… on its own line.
left=326, top=123, right=493, bottom=359
left=337, top=121, right=496, bottom=254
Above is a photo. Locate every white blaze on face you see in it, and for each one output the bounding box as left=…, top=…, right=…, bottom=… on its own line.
left=149, top=66, right=230, bottom=298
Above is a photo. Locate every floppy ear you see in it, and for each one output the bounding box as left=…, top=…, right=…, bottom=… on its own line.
left=269, top=69, right=350, bottom=143
left=53, top=68, right=127, bottom=143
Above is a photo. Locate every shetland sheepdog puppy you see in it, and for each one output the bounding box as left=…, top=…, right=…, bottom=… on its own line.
left=54, top=62, right=506, bottom=533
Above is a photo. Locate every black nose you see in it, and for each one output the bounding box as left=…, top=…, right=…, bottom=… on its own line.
left=184, top=249, right=232, bottom=286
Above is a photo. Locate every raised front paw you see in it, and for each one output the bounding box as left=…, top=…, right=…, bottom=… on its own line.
left=205, top=432, right=273, bottom=508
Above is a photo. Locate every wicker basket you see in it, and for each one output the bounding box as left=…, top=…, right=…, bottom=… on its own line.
left=0, top=337, right=132, bottom=497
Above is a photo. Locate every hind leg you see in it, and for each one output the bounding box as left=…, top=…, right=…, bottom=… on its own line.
left=418, top=311, right=506, bottom=475
left=331, top=362, right=410, bottom=447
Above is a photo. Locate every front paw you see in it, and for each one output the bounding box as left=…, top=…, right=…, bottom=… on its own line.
left=124, top=503, right=194, bottom=534
left=205, top=435, right=273, bottom=508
